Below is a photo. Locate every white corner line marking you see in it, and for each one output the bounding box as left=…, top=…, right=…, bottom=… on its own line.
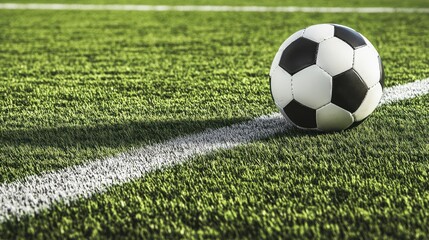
left=0, top=3, right=428, bottom=13
left=0, top=78, right=429, bottom=222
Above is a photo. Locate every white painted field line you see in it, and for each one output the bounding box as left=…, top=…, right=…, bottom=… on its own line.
left=0, top=3, right=428, bottom=13
left=380, top=79, right=429, bottom=104
left=0, top=78, right=429, bottom=222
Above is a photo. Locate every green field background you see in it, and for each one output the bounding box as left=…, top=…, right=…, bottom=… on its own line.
left=1, top=10, right=428, bottom=183
left=1, top=1, right=429, bottom=238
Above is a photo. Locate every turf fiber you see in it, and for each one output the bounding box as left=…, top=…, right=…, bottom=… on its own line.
left=0, top=1, right=428, bottom=239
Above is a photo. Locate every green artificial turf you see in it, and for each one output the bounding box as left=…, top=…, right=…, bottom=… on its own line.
left=1, top=10, right=428, bottom=183
left=0, top=4, right=428, bottom=239
left=1, top=95, right=428, bottom=239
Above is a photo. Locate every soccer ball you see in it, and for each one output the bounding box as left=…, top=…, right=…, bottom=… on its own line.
left=270, top=24, right=384, bottom=131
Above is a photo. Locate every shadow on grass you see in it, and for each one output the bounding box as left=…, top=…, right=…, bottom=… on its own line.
left=0, top=115, right=323, bottom=183
left=0, top=118, right=251, bottom=149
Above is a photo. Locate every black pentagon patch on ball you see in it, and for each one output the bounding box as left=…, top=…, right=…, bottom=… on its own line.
left=378, top=56, right=385, bottom=89
left=332, top=69, right=368, bottom=113
left=334, top=25, right=366, bottom=49
left=279, top=37, right=318, bottom=75
left=283, top=99, right=317, bottom=128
